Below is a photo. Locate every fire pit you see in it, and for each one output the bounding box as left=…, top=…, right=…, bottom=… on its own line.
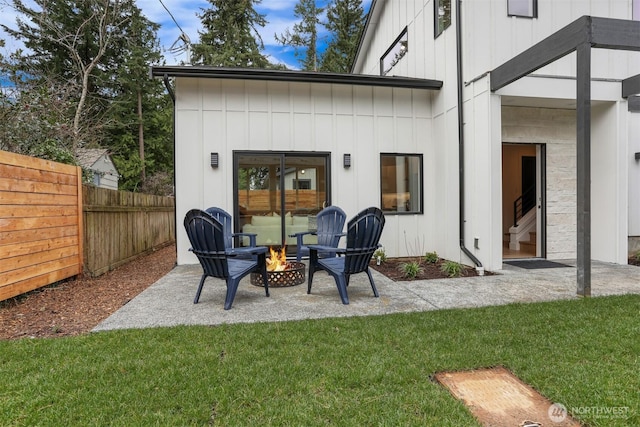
left=250, top=247, right=306, bottom=287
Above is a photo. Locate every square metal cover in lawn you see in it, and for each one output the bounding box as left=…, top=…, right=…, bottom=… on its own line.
left=434, top=366, right=580, bottom=426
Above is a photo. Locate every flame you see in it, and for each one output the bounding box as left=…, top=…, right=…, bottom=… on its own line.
left=266, top=246, right=289, bottom=271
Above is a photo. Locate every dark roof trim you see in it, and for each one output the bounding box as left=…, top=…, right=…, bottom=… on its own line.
left=491, top=16, right=640, bottom=91
left=150, top=65, right=442, bottom=90
left=622, top=74, right=640, bottom=98
left=629, top=96, right=640, bottom=112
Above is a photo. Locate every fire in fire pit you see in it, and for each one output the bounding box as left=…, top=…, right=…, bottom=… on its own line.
left=251, top=247, right=306, bottom=287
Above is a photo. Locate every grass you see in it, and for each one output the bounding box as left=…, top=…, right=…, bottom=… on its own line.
left=1, top=295, right=639, bottom=426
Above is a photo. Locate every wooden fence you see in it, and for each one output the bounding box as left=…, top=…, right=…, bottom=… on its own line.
left=0, top=150, right=83, bottom=301
left=83, top=185, right=175, bottom=277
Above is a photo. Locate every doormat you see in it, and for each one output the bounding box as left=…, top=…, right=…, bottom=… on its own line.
left=434, top=367, right=581, bottom=426
left=504, top=260, right=571, bottom=269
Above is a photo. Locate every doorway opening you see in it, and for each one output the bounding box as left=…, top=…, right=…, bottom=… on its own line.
left=502, top=144, right=546, bottom=259
left=234, top=152, right=331, bottom=256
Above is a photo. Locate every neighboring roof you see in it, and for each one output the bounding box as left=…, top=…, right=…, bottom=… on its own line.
left=76, top=148, right=109, bottom=169
left=150, top=66, right=442, bottom=91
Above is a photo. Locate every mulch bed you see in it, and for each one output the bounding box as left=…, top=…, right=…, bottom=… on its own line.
left=370, top=257, right=488, bottom=281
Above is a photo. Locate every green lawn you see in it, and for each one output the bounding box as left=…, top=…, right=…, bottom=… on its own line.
left=1, top=295, right=638, bottom=426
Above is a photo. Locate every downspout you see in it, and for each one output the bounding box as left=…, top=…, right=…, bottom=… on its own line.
left=163, top=73, right=176, bottom=103
left=161, top=73, right=177, bottom=264
left=455, top=0, right=483, bottom=271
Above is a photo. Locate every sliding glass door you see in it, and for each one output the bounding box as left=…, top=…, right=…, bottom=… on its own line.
left=235, top=152, right=330, bottom=255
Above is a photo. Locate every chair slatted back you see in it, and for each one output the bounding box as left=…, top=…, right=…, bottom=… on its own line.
left=315, top=206, right=347, bottom=247
left=344, top=207, right=385, bottom=274
left=184, top=209, right=230, bottom=278
left=205, top=207, right=234, bottom=249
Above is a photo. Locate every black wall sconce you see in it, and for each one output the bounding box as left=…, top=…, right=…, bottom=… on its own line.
left=635, top=152, right=640, bottom=161
left=211, top=152, right=219, bottom=168
left=343, top=153, right=351, bottom=168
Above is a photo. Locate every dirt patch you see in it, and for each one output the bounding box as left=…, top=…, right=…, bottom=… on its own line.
left=370, top=256, right=488, bottom=281
left=0, top=244, right=176, bottom=341
left=434, top=367, right=581, bottom=426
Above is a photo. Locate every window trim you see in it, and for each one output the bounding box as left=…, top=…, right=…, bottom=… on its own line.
left=380, top=27, right=408, bottom=76
left=507, top=0, right=538, bottom=19
left=379, top=153, right=424, bottom=215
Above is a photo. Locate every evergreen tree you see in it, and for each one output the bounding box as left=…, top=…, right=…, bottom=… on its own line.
left=320, top=0, right=365, bottom=73
left=191, top=0, right=270, bottom=68
left=275, top=0, right=324, bottom=71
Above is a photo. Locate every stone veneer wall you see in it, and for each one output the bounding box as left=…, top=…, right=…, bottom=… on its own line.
left=502, top=106, right=577, bottom=260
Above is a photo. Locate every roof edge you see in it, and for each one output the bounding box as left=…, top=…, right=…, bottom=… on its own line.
left=150, top=66, right=442, bottom=90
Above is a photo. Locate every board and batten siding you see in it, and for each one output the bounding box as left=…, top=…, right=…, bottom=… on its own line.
left=0, top=150, right=83, bottom=301
left=354, top=0, right=639, bottom=82
left=174, top=77, right=440, bottom=264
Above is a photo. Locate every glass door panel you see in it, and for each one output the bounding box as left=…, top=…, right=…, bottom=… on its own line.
left=283, top=156, right=328, bottom=255
left=235, top=153, right=329, bottom=253
left=237, top=154, right=283, bottom=247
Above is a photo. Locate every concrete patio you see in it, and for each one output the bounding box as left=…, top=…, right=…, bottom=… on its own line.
left=93, top=260, right=640, bottom=332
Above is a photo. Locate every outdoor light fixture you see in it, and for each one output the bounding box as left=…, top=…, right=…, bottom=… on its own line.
left=211, top=152, right=219, bottom=168
left=635, top=152, right=640, bottom=161
left=343, top=153, right=351, bottom=168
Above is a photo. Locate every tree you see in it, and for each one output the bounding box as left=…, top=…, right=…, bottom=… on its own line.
left=1, top=0, right=174, bottom=193
left=2, top=0, right=130, bottom=152
left=275, top=0, right=324, bottom=71
left=320, top=0, right=365, bottom=73
left=104, top=5, right=172, bottom=190
left=191, top=0, right=270, bottom=68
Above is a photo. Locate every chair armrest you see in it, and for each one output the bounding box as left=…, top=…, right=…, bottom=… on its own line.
left=307, top=244, right=346, bottom=254
left=289, top=230, right=314, bottom=238
left=232, top=232, right=257, bottom=247
left=226, top=246, right=267, bottom=257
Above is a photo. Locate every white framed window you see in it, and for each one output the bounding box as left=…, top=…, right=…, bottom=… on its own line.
left=435, top=0, right=451, bottom=37
left=508, top=0, right=537, bottom=18
left=380, top=154, right=423, bottom=214
left=380, top=28, right=408, bottom=76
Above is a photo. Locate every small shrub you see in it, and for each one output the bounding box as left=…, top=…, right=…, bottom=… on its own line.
left=373, top=248, right=387, bottom=264
left=440, top=260, right=464, bottom=278
left=423, top=251, right=439, bottom=264
left=398, top=261, right=424, bottom=279
left=635, top=250, right=640, bottom=262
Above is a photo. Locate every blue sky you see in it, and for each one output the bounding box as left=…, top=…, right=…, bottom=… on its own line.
left=0, top=0, right=372, bottom=70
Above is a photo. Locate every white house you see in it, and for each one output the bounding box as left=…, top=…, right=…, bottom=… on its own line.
left=153, top=0, right=640, bottom=295
left=76, top=148, right=119, bottom=190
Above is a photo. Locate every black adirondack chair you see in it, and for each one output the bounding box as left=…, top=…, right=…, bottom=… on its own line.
left=307, top=207, right=385, bottom=304
left=290, top=206, right=347, bottom=262
left=184, top=209, right=269, bottom=310
left=205, top=207, right=257, bottom=259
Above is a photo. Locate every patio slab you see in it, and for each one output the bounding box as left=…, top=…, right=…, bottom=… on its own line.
left=93, top=260, right=640, bottom=332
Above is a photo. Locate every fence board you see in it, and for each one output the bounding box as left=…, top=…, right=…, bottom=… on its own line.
left=0, top=265, right=80, bottom=302
left=0, top=150, right=82, bottom=301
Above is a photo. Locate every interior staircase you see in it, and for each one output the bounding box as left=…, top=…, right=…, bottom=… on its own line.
left=507, top=208, right=536, bottom=254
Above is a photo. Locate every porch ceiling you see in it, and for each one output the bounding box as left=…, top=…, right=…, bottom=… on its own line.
left=501, top=96, right=613, bottom=110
